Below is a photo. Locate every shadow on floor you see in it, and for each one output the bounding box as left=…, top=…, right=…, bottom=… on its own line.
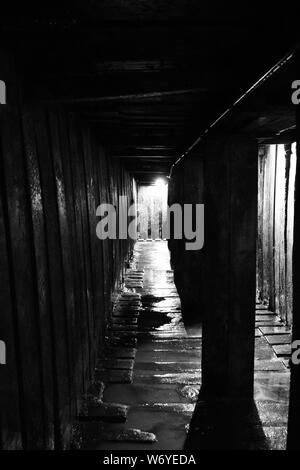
left=184, top=396, right=269, bottom=450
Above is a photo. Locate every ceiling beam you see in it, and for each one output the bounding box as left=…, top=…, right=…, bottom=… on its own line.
left=46, top=88, right=205, bottom=104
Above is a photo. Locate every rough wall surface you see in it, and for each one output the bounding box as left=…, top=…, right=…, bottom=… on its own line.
left=0, top=55, right=135, bottom=449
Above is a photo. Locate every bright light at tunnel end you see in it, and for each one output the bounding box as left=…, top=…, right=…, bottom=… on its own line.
left=154, top=177, right=167, bottom=188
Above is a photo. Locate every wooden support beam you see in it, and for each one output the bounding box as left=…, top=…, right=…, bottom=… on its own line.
left=201, top=135, right=257, bottom=400
left=46, top=88, right=204, bottom=104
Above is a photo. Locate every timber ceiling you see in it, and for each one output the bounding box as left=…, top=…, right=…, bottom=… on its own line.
left=1, top=2, right=298, bottom=182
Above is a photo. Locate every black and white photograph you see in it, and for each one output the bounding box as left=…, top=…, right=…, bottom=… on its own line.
left=1, top=1, right=300, bottom=457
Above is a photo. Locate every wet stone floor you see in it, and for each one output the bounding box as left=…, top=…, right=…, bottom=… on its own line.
left=78, top=241, right=290, bottom=450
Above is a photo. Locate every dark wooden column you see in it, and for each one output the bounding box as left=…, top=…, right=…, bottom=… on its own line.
left=201, top=135, right=258, bottom=400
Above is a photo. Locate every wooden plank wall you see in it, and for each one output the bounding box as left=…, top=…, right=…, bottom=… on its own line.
left=0, top=56, right=135, bottom=449
left=287, top=65, right=300, bottom=448
left=257, top=143, right=296, bottom=324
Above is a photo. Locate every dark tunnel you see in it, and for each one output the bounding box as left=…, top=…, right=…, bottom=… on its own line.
left=1, top=2, right=300, bottom=453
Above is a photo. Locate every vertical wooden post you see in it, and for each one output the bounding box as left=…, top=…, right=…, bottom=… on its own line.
left=284, top=144, right=291, bottom=324
left=262, top=145, right=276, bottom=310
left=201, top=135, right=257, bottom=399
left=256, top=146, right=266, bottom=303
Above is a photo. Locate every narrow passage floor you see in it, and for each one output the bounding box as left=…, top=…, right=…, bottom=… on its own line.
left=79, top=241, right=290, bottom=450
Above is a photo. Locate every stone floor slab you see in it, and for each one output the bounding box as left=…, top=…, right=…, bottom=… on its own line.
left=259, top=326, right=291, bottom=335
left=265, top=334, right=291, bottom=345
left=105, top=347, right=137, bottom=359
left=254, top=359, right=287, bottom=371
left=272, top=344, right=291, bottom=356
left=80, top=402, right=129, bottom=422
left=102, top=358, right=134, bottom=370
left=134, top=362, right=201, bottom=372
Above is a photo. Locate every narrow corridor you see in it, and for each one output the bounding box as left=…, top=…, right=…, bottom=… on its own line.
left=2, top=6, right=300, bottom=453
left=80, top=241, right=200, bottom=450
left=78, top=241, right=290, bottom=450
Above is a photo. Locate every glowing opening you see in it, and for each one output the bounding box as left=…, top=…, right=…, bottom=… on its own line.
left=154, top=177, right=167, bottom=188
left=152, top=178, right=168, bottom=196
